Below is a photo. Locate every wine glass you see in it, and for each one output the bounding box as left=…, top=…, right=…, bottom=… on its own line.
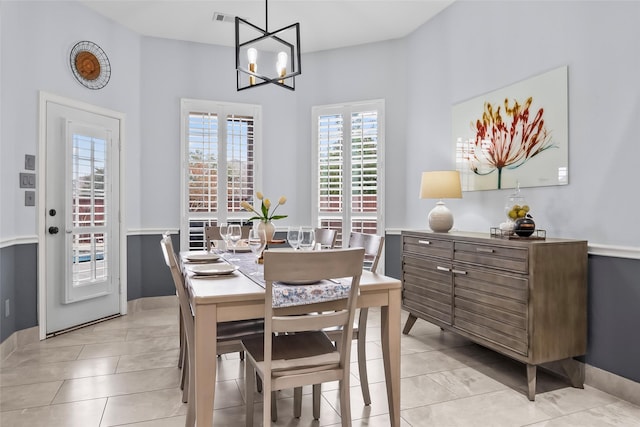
left=248, top=228, right=267, bottom=268
left=287, top=226, right=302, bottom=250
left=228, top=224, right=242, bottom=259
left=218, top=223, right=229, bottom=253
left=299, top=227, right=315, bottom=251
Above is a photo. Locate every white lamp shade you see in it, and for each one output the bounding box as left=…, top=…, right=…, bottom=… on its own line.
left=419, top=171, right=462, bottom=199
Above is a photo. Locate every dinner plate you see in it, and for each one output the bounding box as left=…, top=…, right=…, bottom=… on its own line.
left=229, top=243, right=252, bottom=253
left=188, top=263, right=238, bottom=276
left=185, top=253, right=221, bottom=262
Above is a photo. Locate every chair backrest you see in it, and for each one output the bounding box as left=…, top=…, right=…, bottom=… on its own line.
left=205, top=225, right=251, bottom=250
left=348, top=232, right=385, bottom=273
left=204, top=226, right=222, bottom=251
left=160, top=233, right=194, bottom=346
left=314, top=228, right=338, bottom=249
left=262, top=248, right=365, bottom=369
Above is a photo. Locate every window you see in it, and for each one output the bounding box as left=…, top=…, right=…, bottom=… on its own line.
left=180, top=99, right=261, bottom=250
left=312, top=99, right=385, bottom=249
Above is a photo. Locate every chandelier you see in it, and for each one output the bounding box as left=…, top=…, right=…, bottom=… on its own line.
left=235, top=0, right=301, bottom=91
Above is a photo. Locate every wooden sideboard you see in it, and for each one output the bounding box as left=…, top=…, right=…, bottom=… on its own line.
left=401, top=230, right=588, bottom=400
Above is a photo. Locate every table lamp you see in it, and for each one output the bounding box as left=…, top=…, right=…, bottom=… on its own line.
left=419, top=170, right=462, bottom=232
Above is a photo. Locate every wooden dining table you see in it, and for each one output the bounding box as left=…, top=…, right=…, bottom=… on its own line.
left=181, top=250, right=402, bottom=427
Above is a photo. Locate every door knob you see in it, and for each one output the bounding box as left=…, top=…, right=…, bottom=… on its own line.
left=48, top=226, right=59, bottom=235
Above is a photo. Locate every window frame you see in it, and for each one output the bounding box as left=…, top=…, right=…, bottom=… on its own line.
left=311, top=99, right=385, bottom=249
left=179, top=98, right=262, bottom=250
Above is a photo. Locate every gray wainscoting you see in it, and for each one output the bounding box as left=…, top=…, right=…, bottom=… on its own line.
left=0, top=243, right=38, bottom=342
left=1, top=233, right=639, bottom=385
left=586, top=255, right=640, bottom=383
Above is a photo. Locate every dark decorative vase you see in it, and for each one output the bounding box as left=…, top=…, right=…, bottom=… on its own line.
left=514, top=215, right=536, bottom=237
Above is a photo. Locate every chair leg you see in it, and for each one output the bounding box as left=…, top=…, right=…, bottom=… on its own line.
left=293, top=387, right=303, bottom=418
left=181, top=347, right=189, bottom=403
left=245, top=360, right=255, bottom=427
left=263, top=385, right=273, bottom=427
left=271, top=391, right=278, bottom=422
left=185, top=342, right=196, bottom=427
left=312, top=384, right=321, bottom=420
left=180, top=332, right=188, bottom=392
left=178, top=306, right=184, bottom=369
left=339, top=380, right=351, bottom=427
left=357, top=308, right=371, bottom=405
left=256, top=373, right=262, bottom=393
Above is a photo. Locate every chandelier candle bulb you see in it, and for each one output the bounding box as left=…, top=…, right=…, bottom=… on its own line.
left=277, top=51, right=287, bottom=83
left=247, top=48, right=257, bottom=85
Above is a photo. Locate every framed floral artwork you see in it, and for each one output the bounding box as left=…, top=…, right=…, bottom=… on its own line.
left=453, top=66, right=568, bottom=191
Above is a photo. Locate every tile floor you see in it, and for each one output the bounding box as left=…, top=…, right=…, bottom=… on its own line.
left=2, top=302, right=640, bottom=426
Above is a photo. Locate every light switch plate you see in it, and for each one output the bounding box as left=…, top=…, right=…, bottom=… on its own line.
left=25, top=154, right=36, bottom=170
left=25, top=191, right=36, bottom=206
left=19, top=172, right=36, bottom=189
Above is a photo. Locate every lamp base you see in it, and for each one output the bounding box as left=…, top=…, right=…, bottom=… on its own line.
left=428, top=201, right=454, bottom=232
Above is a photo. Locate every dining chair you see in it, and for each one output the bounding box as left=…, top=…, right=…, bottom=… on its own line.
left=326, top=232, right=384, bottom=405
left=181, top=226, right=251, bottom=390
left=160, top=234, right=263, bottom=427
left=314, top=227, right=338, bottom=249
left=242, top=248, right=365, bottom=427
left=291, top=231, right=385, bottom=416
left=205, top=224, right=251, bottom=251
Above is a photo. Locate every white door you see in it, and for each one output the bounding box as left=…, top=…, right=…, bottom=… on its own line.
left=43, top=99, right=122, bottom=334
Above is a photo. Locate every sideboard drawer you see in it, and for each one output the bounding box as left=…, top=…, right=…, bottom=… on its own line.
left=454, top=241, right=528, bottom=273
left=403, top=234, right=452, bottom=259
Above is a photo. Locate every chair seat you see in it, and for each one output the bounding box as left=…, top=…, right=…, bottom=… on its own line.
left=243, top=331, right=340, bottom=373
left=217, top=319, right=264, bottom=342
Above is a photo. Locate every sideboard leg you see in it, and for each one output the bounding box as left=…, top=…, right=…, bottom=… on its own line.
left=526, top=364, right=537, bottom=401
left=561, top=358, right=585, bottom=388
left=402, top=313, right=418, bottom=335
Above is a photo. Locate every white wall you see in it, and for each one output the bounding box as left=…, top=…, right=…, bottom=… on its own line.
left=404, top=0, right=640, bottom=247
left=2, top=0, right=639, bottom=249
left=136, top=34, right=408, bottom=230
left=138, top=36, right=307, bottom=228
left=0, top=0, right=142, bottom=241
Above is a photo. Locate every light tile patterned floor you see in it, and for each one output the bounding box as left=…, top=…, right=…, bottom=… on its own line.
left=2, top=304, right=640, bottom=426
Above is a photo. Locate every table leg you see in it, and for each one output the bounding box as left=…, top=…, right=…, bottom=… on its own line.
left=195, top=304, right=218, bottom=427
left=381, top=288, right=401, bottom=426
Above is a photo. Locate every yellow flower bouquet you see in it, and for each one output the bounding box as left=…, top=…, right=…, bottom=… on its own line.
left=241, top=192, right=288, bottom=223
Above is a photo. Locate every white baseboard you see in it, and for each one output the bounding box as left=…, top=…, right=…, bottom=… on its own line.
left=1, top=326, right=38, bottom=362
left=127, top=295, right=177, bottom=313
left=585, top=364, right=640, bottom=406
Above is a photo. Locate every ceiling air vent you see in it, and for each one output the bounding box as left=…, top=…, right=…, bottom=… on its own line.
left=212, top=12, right=235, bottom=23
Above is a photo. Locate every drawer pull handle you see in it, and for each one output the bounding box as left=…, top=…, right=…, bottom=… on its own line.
left=418, top=240, right=431, bottom=245
left=436, top=266, right=450, bottom=272
left=452, top=269, right=467, bottom=275
left=476, top=248, right=495, bottom=253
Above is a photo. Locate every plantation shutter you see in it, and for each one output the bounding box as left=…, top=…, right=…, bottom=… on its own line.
left=181, top=100, right=261, bottom=250
left=313, top=100, right=384, bottom=248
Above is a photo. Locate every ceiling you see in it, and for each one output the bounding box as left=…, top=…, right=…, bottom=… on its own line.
left=80, top=0, right=455, bottom=53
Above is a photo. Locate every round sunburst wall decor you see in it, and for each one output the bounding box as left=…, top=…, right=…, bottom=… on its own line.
left=69, top=41, right=111, bottom=90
